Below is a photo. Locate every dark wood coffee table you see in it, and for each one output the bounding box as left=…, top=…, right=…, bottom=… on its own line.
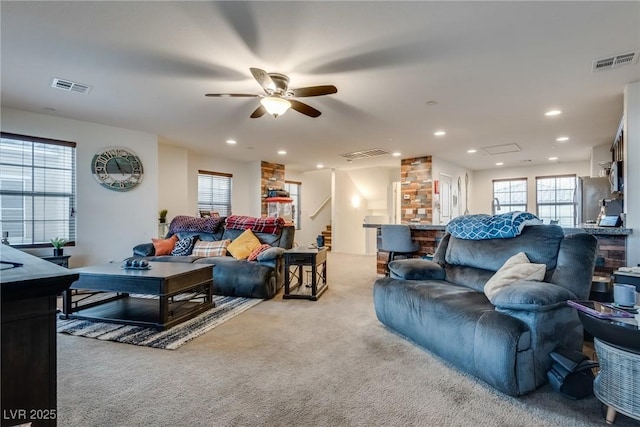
left=61, top=262, right=213, bottom=330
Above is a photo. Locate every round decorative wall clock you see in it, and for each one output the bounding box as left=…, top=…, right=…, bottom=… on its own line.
left=91, top=146, right=143, bottom=191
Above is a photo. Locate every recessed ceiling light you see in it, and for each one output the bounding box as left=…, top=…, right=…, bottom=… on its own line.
left=226, top=139, right=237, bottom=145
left=278, top=150, right=287, bottom=155
left=495, top=162, right=504, bottom=166
left=549, top=157, right=558, bottom=161
left=434, top=131, right=446, bottom=136
left=545, top=110, right=562, bottom=116
left=316, top=164, right=324, bottom=169
left=426, top=100, right=437, bottom=106
left=43, top=107, right=56, bottom=112
left=467, top=149, right=477, bottom=153
left=392, top=152, right=401, bottom=157
left=556, top=137, right=569, bottom=142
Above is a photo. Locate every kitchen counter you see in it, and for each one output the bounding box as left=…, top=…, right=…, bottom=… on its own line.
left=575, top=225, right=632, bottom=235
left=363, top=223, right=446, bottom=231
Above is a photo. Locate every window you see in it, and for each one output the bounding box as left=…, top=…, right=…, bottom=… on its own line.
left=0, top=132, right=76, bottom=247
left=492, top=178, right=527, bottom=213
left=284, top=180, right=301, bottom=230
left=198, top=170, right=232, bottom=217
left=536, top=175, right=577, bottom=227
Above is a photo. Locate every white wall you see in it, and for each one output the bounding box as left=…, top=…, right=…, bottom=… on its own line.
left=332, top=169, right=368, bottom=254
left=624, top=81, right=640, bottom=267
left=286, top=169, right=332, bottom=247
left=471, top=161, right=590, bottom=215
left=432, top=157, right=471, bottom=223
left=158, top=142, right=188, bottom=222
left=2, top=107, right=158, bottom=266
left=591, top=143, right=612, bottom=178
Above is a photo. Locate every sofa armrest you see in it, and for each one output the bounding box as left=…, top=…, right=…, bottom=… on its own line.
left=389, top=259, right=446, bottom=281
left=489, top=280, right=577, bottom=312
left=257, top=247, right=285, bottom=262
left=133, top=243, right=155, bottom=257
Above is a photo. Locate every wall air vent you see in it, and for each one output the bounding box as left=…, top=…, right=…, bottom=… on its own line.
left=51, top=78, right=92, bottom=94
left=592, top=51, right=639, bottom=72
left=340, top=148, right=390, bottom=160
left=481, top=143, right=521, bottom=155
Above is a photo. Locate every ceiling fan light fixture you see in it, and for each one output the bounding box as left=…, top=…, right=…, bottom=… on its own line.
left=260, top=96, right=291, bottom=117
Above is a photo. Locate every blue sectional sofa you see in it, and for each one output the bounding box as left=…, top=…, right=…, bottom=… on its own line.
left=132, top=215, right=295, bottom=299
left=373, top=224, right=598, bottom=396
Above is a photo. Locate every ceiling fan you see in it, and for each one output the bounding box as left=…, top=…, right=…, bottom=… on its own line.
left=205, top=68, right=337, bottom=118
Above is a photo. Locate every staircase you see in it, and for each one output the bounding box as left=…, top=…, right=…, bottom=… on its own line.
left=321, top=225, right=332, bottom=251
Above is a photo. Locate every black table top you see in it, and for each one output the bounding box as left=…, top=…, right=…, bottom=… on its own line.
left=578, top=310, right=640, bottom=353
left=0, top=245, right=79, bottom=300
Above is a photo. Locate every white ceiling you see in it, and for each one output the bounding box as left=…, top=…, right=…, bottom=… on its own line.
left=2, top=1, right=639, bottom=172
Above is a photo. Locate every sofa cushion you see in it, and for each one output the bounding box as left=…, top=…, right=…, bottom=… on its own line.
left=192, top=239, right=230, bottom=257
left=257, top=247, right=285, bottom=262
left=227, top=229, right=262, bottom=259
left=172, top=235, right=199, bottom=256
left=152, top=235, right=178, bottom=256
left=389, top=259, right=446, bottom=281
left=484, top=252, right=545, bottom=300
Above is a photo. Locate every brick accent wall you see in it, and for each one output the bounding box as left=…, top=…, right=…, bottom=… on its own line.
left=592, top=234, right=627, bottom=277
left=400, top=156, right=433, bottom=223
left=261, top=161, right=285, bottom=216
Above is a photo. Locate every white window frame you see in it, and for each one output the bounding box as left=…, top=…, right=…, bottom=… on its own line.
left=284, top=180, right=301, bottom=230
left=492, top=178, right=527, bottom=214
left=536, top=174, right=577, bottom=227
left=0, top=132, right=76, bottom=247
left=197, top=170, right=232, bottom=217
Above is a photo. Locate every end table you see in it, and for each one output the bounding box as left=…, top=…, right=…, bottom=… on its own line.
left=283, top=247, right=328, bottom=301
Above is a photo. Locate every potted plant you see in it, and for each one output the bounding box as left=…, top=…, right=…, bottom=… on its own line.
left=159, top=209, right=168, bottom=224
left=50, top=237, right=66, bottom=256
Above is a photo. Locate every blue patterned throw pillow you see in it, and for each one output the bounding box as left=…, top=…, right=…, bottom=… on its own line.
left=171, top=235, right=199, bottom=256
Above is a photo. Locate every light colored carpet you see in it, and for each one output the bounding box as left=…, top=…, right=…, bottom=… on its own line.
left=57, top=253, right=636, bottom=426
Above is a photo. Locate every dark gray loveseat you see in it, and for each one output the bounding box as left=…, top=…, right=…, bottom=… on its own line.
left=132, top=215, right=295, bottom=299
left=373, top=224, right=597, bottom=396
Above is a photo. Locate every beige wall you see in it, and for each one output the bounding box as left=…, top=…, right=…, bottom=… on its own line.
left=286, top=169, right=332, bottom=247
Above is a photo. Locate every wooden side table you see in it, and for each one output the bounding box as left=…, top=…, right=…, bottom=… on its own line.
left=283, top=247, right=328, bottom=301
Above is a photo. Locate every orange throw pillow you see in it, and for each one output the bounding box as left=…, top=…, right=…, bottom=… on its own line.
left=152, top=235, right=179, bottom=256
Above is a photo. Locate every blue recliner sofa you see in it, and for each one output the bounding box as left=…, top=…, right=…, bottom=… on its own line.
left=373, top=224, right=597, bottom=396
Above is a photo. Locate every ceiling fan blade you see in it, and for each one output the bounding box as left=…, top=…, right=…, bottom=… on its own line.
left=291, top=85, right=337, bottom=97
left=205, top=93, right=258, bottom=97
left=250, top=105, right=267, bottom=118
left=289, top=99, right=321, bottom=118
left=250, top=67, right=276, bottom=93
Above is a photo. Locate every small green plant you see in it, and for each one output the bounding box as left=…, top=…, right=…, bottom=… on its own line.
left=50, top=237, right=66, bottom=249
left=159, top=209, right=168, bottom=223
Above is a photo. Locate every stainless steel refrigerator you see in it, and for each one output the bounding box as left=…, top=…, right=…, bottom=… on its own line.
left=575, top=176, right=612, bottom=224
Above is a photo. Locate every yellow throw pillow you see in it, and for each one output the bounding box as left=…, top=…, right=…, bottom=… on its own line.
left=227, top=229, right=262, bottom=260
left=483, top=252, right=546, bottom=300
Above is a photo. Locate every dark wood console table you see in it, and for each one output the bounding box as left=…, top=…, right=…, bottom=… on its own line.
left=283, top=247, right=328, bottom=301
left=1, top=245, right=79, bottom=427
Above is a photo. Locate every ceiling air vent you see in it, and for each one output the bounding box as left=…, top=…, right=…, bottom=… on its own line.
left=340, top=148, right=390, bottom=160
left=51, top=78, right=92, bottom=94
left=592, top=51, right=639, bottom=72
left=481, top=143, right=521, bottom=155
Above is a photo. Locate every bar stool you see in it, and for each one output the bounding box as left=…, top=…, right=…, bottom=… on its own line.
left=380, top=225, right=420, bottom=276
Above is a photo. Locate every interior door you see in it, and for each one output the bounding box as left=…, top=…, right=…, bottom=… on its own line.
left=439, top=173, right=452, bottom=224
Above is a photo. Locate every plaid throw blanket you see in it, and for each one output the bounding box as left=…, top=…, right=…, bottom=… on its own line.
left=225, top=215, right=285, bottom=235
left=169, top=215, right=225, bottom=235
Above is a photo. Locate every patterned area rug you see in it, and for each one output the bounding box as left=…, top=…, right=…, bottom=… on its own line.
left=57, top=295, right=262, bottom=350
